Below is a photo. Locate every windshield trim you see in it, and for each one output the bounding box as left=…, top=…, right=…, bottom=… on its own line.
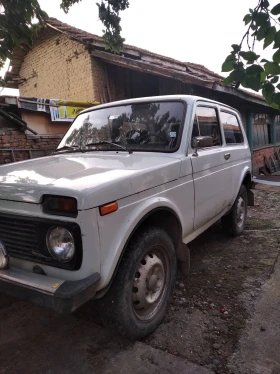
left=57, top=99, right=187, bottom=154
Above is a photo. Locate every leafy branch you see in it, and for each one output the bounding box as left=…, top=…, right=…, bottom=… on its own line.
left=97, top=0, right=129, bottom=53
left=222, top=0, right=280, bottom=110
left=0, top=0, right=129, bottom=87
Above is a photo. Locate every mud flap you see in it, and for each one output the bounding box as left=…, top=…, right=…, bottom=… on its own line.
left=248, top=189, right=254, bottom=207
left=177, top=242, right=190, bottom=277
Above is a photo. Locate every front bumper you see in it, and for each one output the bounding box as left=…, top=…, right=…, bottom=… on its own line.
left=0, top=266, right=100, bottom=313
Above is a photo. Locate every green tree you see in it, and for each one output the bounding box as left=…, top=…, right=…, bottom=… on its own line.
left=0, top=0, right=129, bottom=73
left=222, top=0, right=280, bottom=110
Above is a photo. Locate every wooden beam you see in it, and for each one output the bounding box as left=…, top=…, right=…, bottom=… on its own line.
left=68, top=35, right=142, bottom=59
left=213, top=83, right=269, bottom=108
left=122, top=49, right=141, bottom=58
left=140, top=55, right=186, bottom=72
left=91, top=50, right=212, bottom=88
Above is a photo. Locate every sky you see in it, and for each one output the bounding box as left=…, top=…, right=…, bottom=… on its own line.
left=1, top=0, right=279, bottom=96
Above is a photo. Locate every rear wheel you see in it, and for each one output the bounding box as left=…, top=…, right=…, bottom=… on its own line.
left=221, top=184, right=248, bottom=237
left=99, top=226, right=177, bottom=340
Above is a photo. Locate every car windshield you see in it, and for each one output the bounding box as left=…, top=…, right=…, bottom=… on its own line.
left=57, top=101, right=185, bottom=152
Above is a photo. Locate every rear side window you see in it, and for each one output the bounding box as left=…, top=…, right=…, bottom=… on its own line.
left=192, top=106, right=222, bottom=146
left=220, top=111, right=244, bottom=144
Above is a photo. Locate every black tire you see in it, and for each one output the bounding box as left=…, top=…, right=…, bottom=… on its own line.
left=98, top=226, right=177, bottom=340
left=221, top=184, right=248, bottom=237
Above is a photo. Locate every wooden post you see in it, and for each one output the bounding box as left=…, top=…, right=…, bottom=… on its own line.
left=271, top=115, right=276, bottom=152
left=246, top=110, right=254, bottom=153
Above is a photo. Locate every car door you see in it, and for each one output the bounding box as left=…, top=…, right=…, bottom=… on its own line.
left=219, top=109, right=250, bottom=202
left=190, top=103, right=233, bottom=230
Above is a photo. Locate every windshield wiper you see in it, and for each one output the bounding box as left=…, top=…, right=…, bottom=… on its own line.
left=85, top=141, right=133, bottom=154
left=54, top=145, right=83, bottom=153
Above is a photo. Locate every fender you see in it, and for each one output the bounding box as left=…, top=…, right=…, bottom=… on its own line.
left=96, top=196, right=185, bottom=295
left=231, top=165, right=253, bottom=207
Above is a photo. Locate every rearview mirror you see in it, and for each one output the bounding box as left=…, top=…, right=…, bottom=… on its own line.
left=191, top=136, right=213, bottom=149
left=191, top=136, right=214, bottom=157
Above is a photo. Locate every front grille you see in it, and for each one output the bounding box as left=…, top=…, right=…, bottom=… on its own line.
left=0, top=213, right=82, bottom=270
left=0, top=215, right=39, bottom=257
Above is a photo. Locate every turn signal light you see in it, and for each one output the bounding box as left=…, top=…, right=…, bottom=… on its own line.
left=42, top=195, right=78, bottom=217
left=99, top=201, right=118, bottom=216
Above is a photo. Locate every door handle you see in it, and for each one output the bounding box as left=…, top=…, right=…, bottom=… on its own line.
left=224, top=153, right=231, bottom=160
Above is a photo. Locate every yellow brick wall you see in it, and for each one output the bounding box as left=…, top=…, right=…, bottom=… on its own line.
left=19, top=29, right=96, bottom=101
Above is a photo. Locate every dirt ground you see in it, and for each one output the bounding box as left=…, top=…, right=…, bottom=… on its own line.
left=0, top=186, right=280, bottom=374
left=145, top=185, right=280, bottom=373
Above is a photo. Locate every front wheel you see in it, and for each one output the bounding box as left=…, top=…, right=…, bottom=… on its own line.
left=221, top=184, right=248, bottom=237
left=99, top=226, right=177, bottom=340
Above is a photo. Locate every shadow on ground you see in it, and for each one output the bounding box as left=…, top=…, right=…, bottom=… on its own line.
left=0, top=190, right=279, bottom=374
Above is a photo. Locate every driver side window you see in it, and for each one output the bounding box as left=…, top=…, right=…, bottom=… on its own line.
left=192, top=106, right=222, bottom=147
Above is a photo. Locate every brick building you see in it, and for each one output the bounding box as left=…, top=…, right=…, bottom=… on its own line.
left=0, top=96, right=61, bottom=164
left=5, top=18, right=280, bottom=174
left=0, top=96, right=97, bottom=164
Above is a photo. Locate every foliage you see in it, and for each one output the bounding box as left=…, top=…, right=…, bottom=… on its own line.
left=0, top=1, right=47, bottom=70
left=97, top=0, right=129, bottom=53
left=222, top=0, right=280, bottom=110
left=0, top=0, right=129, bottom=86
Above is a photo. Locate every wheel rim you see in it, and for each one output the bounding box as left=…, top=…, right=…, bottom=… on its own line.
left=132, top=247, right=168, bottom=321
left=236, top=195, right=245, bottom=228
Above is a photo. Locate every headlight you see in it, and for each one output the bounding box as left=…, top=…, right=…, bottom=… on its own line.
left=46, top=227, right=75, bottom=263
left=0, top=241, right=8, bottom=269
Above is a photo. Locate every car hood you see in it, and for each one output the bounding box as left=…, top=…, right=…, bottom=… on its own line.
left=0, top=152, right=181, bottom=209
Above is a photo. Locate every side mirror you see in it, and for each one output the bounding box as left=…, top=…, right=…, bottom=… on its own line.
left=191, top=136, right=213, bottom=157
